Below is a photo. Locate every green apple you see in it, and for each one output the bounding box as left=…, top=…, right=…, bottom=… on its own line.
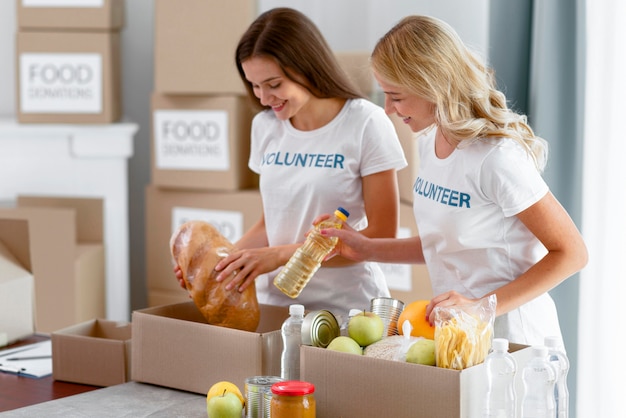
left=206, top=390, right=243, bottom=418
left=406, top=338, right=436, bottom=366
left=326, top=336, right=363, bottom=355
left=348, top=311, right=384, bottom=347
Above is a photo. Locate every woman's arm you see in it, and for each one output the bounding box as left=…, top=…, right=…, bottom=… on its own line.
left=425, top=192, right=588, bottom=319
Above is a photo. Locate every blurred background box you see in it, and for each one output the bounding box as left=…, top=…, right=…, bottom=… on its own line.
left=151, top=93, right=258, bottom=191
left=0, top=196, right=104, bottom=333
left=335, top=50, right=376, bottom=98
left=16, top=30, right=121, bottom=123
left=0, top=219, right=34, bottom=345
left=380, top=201, right=432, bottom=303
left=52, top=319, right=132, bottom=387
left=144, top=185, right=263, bottom=295
left=16, top=0, right=125, bottom=31
left=153, top=0, right=256, bottom=94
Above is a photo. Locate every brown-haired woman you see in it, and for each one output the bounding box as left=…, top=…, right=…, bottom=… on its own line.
left=176, top=8, right=407, bottom=319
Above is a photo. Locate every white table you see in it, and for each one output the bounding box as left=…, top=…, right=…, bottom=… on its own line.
left=0, top=118, right=138, bottom=322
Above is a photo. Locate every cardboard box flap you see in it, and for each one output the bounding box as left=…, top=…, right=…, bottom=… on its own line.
left=0, top=219, right=32, bottom=271
left=17, top=196, right=104, bottom=243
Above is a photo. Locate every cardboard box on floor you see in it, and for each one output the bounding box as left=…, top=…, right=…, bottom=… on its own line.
left=145, top=185, right=263, bottom=294
left=154, top=0, right=256, bottom=94
left=301, top=343, right=532, bottom=418
left=380, top=201, right=433, bottom=304
left=131, top=301, right=289, bottom=395
left=16, top=30, right=121, bottom=124
left=16, top=0, right=125, bottom=31
left=151, top=93, right=258, bottom=191
left=52, top=319, right=131, bottom=387
left=0, top=196, right=105, bottom=333
left=0, top=219, right=34, bottom=345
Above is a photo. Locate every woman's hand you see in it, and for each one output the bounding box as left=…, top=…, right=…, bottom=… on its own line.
left=425, top=291, right=476, bottom=325
left=173, top=265, right=186, bottom=289
left=214, top=247, right=286, bottom=292
left=318, top=220, right=371, bottom=262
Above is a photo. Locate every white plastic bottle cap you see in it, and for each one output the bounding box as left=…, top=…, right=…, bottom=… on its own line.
left=544, top=335, right=560, bottom=348
left=532, top=345, right=549, bottom=358
left=289, top=304, right=305, bottom=316
left=492, top=338, right=509, bottom=351
left=348, top=309, right=363, bottom=317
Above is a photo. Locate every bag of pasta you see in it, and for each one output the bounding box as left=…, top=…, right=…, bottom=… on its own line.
left=433, top=294, right=496, bottom=370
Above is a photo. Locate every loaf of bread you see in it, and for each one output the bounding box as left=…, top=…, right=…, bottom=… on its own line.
left=170, top=220, right=260, bottom=332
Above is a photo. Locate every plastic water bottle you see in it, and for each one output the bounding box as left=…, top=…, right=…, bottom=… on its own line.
left=340, top=309, right=363, bottom=337
left=483, top=338, right=517, bottom=418
left=273, top=207, right=349, bottom=298
left=280, top=304, right=305, bottom=381
left=521, top=346, right=556, bottom=418
left=545, top=336, right=570, bottom=418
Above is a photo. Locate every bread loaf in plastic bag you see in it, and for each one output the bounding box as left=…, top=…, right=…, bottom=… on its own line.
left=170, top=220, right=260, bottom=332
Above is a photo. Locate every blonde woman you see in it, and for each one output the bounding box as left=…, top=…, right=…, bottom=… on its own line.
left=321, top=15, right=587, bottom=346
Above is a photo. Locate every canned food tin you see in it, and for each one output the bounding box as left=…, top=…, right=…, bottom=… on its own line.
left=245, top=376, right=284, bottom=418
left=370, top=297, right=405, bottom=336
left=301, top=310, right=339, bottom=348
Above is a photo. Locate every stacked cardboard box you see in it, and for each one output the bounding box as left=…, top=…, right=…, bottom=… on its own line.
left=0, top=196, right=105, bottom=334
left=146, top=0, right=261, bottom=305
left=15, top=0, right=125, bottom=123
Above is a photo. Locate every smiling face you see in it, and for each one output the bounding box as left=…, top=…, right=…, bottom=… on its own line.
left=241, top=55, right=312, bottom=121
left=374, top=71, right=436, bottom=133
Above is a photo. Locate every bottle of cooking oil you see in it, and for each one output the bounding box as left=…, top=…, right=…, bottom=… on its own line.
left=274, top=207, right=349, bottom=298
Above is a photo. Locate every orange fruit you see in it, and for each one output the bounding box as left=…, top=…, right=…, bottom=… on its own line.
left=397, top=299, right=435, bottom=340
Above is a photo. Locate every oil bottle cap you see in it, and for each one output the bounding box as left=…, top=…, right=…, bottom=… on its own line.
left=335, top=207, right=349, bottom=221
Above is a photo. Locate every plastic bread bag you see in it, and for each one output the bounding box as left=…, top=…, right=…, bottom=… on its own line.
left=433, top=294, right=496, bottom=370
left=364, top=320, right=424, bottom=362
left=169, top=220, right=260, bottom=332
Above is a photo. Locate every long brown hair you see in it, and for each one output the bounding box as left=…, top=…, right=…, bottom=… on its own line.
left=236, top=7, right=363, bottom=110
left=372, top=15, right=548, bottom=171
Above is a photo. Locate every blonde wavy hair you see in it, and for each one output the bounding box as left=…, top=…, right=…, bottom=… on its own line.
left=372, top=15, right=548, bottom=171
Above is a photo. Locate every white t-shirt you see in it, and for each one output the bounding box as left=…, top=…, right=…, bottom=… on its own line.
left=414, top=126, right=562, bottom=346
left=249, top=98, right=408, bottom=319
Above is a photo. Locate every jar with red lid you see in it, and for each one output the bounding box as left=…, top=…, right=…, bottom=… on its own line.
left=270, top=380, right=316, bottom=418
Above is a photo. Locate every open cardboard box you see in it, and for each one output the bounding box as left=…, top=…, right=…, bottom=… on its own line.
left=0, top=219, right=34, bottom=346
left=52, top=319, right=131, bottom=387
left=131, top=301, right=289, bottom=395
left=0, top=196, right=105, bottom=333
left=301, top=343, right=532, bottom=418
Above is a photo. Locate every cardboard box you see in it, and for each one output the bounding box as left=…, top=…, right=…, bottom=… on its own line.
left=388, top=113, right=420, bottom=204
left=51, top=319, right=131, bottom=387
left=335, top=51, right=375, bottom=97
left=0, top=219, right=34, bottom=345
left=0, top=196, right=105, bottom=333
left=301, top=343, right=532, bottom=418
left=16, top=30, right=121, bottom=124
left=379, top=202, right=432, bottom=303
left=151, top=93, right=258, bottom=191
left=145, top=185, right=263, bottom=293
left=131, top=301, right=289, bottom=395
left=154, top=0, right=256, bottom=94
left=17, top=0, right=125, bottom=31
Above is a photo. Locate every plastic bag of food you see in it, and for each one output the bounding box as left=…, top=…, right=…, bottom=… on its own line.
left=433, top=294, right=496, bottom=370
left=170, top=220, right=260, bottom=332
left=364, top=320, right=423, bottom=362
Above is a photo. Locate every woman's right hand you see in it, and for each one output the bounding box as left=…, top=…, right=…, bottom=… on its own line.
left=173, top=265, right=186, bottom=290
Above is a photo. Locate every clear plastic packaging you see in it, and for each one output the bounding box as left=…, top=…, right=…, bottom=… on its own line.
left=483, top=338, right=517, bottom=418
left=521, top=346, right=557, bottom=418
left=273, top=207, right=349, bottom=298
left=545, top=336, right=570, bottom=418
left=280, top=304, right=305, bottom=381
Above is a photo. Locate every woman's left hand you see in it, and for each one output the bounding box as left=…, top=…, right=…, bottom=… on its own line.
left=425, top=291, right=477, bottom=325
